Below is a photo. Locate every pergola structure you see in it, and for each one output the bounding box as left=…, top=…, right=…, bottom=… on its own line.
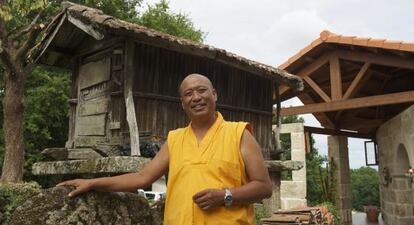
left=278, top=30, right=414, bottom=224
left=279, top=30, right=414, bottom=139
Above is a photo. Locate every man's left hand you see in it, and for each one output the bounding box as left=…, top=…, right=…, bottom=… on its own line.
left=192, top=189, right=225, bottom=210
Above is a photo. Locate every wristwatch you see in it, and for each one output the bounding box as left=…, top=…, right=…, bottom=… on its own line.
left=224, top=188, right=233, bottom=207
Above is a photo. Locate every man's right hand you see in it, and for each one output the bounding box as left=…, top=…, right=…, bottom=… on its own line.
left=56, top=179, right=95, bottom=197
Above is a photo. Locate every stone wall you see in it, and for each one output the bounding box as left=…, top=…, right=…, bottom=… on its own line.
left=377, top=104, right=414, bottom=225
left=279, top=123, right=307, bottom=209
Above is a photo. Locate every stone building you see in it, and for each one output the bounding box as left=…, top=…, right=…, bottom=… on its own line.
left=279, top=30, right=414, bottom=225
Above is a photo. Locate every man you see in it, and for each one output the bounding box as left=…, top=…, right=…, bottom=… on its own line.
left=58, top=74, right=272, bottom=225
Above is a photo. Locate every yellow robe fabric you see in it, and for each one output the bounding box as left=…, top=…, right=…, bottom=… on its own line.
left=164, top=112, right=255, bottom=225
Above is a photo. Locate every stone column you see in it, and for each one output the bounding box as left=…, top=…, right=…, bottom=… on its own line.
left=263, top=172, right=281, bottom=213
left=328, top=135, right=352, bottom=224
left=280, top=123, right=307, bottom=209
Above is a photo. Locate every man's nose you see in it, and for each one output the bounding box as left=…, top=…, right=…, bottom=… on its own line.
left=192, top=92, right=202, bottom=101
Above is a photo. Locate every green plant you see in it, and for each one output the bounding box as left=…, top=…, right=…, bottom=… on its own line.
left=351, top=167, right=379, bottom=211
left=0, top=182, right=41, bottom=224
left=255, top=203, right=270, bottom=225
left=319, top=158, right=337, bottom=203
left=320, top=201, right=341, bottom=225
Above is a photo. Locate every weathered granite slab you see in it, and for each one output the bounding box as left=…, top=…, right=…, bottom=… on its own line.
left=265, top=160, right=304, bottom=172
left=7, top=186, right=158, bottom=225
left=32, top=156, right=150, bottom=175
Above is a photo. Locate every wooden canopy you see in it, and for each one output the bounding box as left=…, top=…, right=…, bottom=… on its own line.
left=279, top=30, right=414, bottom=138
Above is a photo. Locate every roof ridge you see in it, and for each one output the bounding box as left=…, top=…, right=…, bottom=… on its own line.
left=279, top=30, right=414, bottom=70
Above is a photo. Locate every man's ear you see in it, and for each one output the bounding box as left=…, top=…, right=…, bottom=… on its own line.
left=181, top=98, right=185, bottom=109
left=213, top=89, right=217, bottom=102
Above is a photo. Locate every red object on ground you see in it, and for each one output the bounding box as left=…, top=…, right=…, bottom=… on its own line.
left=365, top=205, right=379, bottom=222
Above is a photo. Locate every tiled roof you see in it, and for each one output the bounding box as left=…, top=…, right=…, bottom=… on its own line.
left=36, top=1, right=303, bottom=90
left=279, top=30, right=414, bottom=69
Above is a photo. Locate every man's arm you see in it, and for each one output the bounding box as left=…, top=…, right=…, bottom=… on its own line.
left=193, top=129, right=272, bottom=210
left=57, top=143, right=170, bottom=197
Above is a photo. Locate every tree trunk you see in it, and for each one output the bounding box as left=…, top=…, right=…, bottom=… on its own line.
left=1, top=70, right=26, bottom=182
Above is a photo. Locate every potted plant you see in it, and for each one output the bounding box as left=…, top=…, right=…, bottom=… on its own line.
left=364, top=205, right=379, bottom=222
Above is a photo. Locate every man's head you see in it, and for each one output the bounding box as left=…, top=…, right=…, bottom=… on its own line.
left=179, top=74, right=217, bottom=121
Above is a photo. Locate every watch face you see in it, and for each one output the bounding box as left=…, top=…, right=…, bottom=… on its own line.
left=225, top=195, right=232, bottom=201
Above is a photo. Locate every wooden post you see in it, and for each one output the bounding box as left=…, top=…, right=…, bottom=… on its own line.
left=329, top=55, right=342, bottom=100
left=124, top=40, right=140, bottom=156
left=263, top=80, right=282, bottom=213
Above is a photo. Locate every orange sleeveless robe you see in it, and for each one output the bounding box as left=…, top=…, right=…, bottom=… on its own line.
left=164, top=112, right=255, bottom=225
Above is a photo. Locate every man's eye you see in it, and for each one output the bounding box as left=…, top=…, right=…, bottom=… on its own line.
left=184, top=92, right=192, bottom=97
left=197, top=88, right=207, bottom=93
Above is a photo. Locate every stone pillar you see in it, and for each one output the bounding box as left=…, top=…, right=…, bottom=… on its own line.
left=328, top=135, right=352, bottom=224
left=263, top=172, right=281, bottom=213
left=280, top=123, right=307, bottom=209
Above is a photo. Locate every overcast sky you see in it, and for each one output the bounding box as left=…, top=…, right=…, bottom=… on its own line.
left=143, top=0, right=414, bottom=168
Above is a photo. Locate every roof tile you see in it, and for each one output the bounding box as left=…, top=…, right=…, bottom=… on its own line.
left=399, top=42, right=414, bottom=52
left=352, top=37, right=369, bottom=46
left=326, top=34, right=341, bottom=43
left=337, top=36, right=355, bottom=45
left=367, top=38, right=386, bottom=48
left=382, top=40, right=402, bottom=50
left=279, top=29, right=414, bottom=70
left=320, top=30, right=332, bottom=41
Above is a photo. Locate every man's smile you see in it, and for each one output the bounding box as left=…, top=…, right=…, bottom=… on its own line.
left=191, top=103, right=207, bottom=111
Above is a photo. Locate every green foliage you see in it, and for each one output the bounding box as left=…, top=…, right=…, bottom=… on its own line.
left=22, top=67, right=71, bottom=180
left=0, top=182, right=41, bottom=224
left=319, top=201, right=341, bottom=225
left=306, top=148, right=328, bottom=205
left=0, top=67, right=71, bottom=179
left=138, top=0, right=205, bottom=42
left=318, top=158, right=337, bottom=204
left=254, top=204, right=270, bottom=225
left=351, top=167, right=379, bottom=211
left=0, top=0, right=46, bottom=21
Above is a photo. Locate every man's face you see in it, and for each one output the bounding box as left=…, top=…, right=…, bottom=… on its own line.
left=180, top=75, right=217, bottom=120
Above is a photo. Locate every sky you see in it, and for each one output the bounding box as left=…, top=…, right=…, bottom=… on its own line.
left=143, top=0, right=414, bottom=168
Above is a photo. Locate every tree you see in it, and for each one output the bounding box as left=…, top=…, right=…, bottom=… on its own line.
left=138, top=0, right=205, bottom=42
left=0, top=0, right=143, bottom=182
left=350, top=167, right=379, bottom=211
left=0, top=0, right=205, bottom=182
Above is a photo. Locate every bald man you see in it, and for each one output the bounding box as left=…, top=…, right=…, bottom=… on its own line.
left=58, top=74, right=272, bottom=225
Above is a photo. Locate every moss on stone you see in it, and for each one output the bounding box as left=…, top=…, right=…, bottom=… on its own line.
left=0, top=182, right=41, bottom=224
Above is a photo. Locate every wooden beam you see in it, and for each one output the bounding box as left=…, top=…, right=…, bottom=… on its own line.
left=297, top=93, right=336, bottom=129
left=303, top=76, right=331, bottom=102
left=343, top=62, right=371, bottom=99
left=124, top=40, right=140, bottom=156
left=281, top=90, right=414, bottom=116
left=336, top=50, right=414, bottom=70
left=329, top=55, right=342, bottom=100
left=342, top=60, right=392, bottom=79
left=304, top=126, right=374, bottom=139
left=68, top=14, right=104, bottom=40
left=339, top=116, right=383, bottom=131
left=280, top=53, right=330, bottom=95
left=35, top=13, right=67, bottom=63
